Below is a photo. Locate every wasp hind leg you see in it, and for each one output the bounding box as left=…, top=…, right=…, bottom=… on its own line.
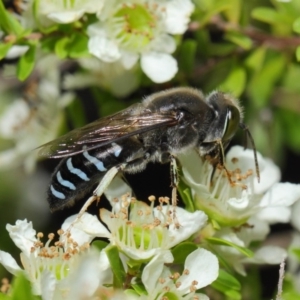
left=170, top=155, right=181, bottom=228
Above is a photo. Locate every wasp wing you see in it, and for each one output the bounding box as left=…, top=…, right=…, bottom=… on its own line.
left=38, top=103, right=178, bottom=158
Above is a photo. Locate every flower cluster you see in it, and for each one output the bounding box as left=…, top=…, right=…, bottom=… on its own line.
left=1, top=145, right=300, bottom=298
left=3, top=0, right=194, bottom=85
left=0, top=195, right=218, bottom=299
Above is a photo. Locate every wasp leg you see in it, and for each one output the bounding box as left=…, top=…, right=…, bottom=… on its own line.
left=169, top=155, right=180, bottom=228
left=66, top=164, right=126, bottom=232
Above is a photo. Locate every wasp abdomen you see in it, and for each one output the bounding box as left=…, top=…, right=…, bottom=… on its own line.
left=48, top=142, right=124, bottom=211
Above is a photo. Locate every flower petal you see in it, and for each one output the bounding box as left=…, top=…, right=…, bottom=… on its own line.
left=5, top=45, right=29, bottom=59
left=164, top=0, right=195, bottom=34
left=0, top=251, right=22, bottom=275
left=259, top=182, right=300, bottom=207
left=292, top=200, right=300, bottom=231
left=142, top=251, right=173, bottom=293
left=48, top=10, right=85, bottom=23
left=150, top=34, right=176, bottom=54
left=62, top=213, right=110, bottom=245
left=141, top=52, right=178, bottom=83
left=178, top=248, right=219, bottom=292
left=63, top=252, right=104, bottom=300
left=256, top=206, right=291, bottom=224
left=6, top=219, right=37, bottom=257
left=104, top=176, right=132, bottom=207
left=244, top=246, right=287, bottom=264
left=226, top=146, right=281, bottom=194
left=154, top=207, right=208, bottom=248
left=88, top=35, right=121, bottom=62
left=40, top=271, right=56, bottom=300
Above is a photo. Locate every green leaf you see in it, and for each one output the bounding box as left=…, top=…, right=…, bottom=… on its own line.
left=131, top=282, right=147, bottom=296
left=178, top=39, right=197, bottom=75
left=225, top=31, right=252, bottom=50
left=92, top=240, right=108, bottom=251
left=293, top=17, right=300, bottom=33
left=296, top=46, right=300, bottom=62
left=105, top=245, right=126, bottom=289
left=251, top=7, right=280, bottom=24
left=223, top=0, right=241, bottom=24
left=0, top=42, right=12, bottom=59
left=247, top=52, right=286, bottom=108
left=0, top=0, right=23, bottom=35
left=172, top=242, right=198, bottom=264
left=55, top=37, right=70, bottom=59
left=214, top=269, right=241, bottom=290
left=206, top=237, right=254, bottom=257
left=178, top=180, right=195, bottom=212
left=244, top=47, right=266, bottom=72
left=219, top=67, right=246, bottom=97
left=16, top=45, right=36, bottom=81
left=68, top=33, right=89, bottom=58
left=11, top=272, right=39, bottom=300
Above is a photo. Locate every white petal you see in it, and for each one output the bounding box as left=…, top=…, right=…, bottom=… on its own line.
left=150, top=34, right=176, bottom=54
left=227, top=193, right=250, bottom=210
left=141, top=52, right=178, bottom=83
left=178, top=248, right=218, bottom=292
left=5, top=45, right=29, bottom=59
left=104, top=176, right=132, bottom=207
left=154, top=207, right=207, bottom=248
left=48, top=10, right=85, bottom=23
left=40, top=271, right=56, bottom=300
left=142, top=251, right=173, bottom=293
left=245, top=246, right=287, bottom=264
left=292, top=200, right=300, bottom=231
left=236, top=217, right=270, bottom=245
left=6, top=219, right=37, bottom=257
left=196, top=294, right=210, bottom=300
left=259, top=182, right=300, bottom=207
left=61, top=213, right=110, bottom=245
left=256, top=206, right=291, bottom=224
left=64, top=253, right=103, bottom=300
left=88, top=35, right=121, bottom=62
left=0, top=251, right=22, bottom=275
left=120, top=51, right=139, bottom=69
left=164, top=0, right=194, bottom=34
left=226, top=146, right=281, bottom=194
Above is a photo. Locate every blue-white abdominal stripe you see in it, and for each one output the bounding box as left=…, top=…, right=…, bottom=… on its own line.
left=67, top=158, right=90, bottom=181
left=111, top=143, right=122, bottom=157
left=50, top=185, right=66, bottom=199
left=56, top=171, right=76, bottom=190
left=83, top=150, right=107, bottom=172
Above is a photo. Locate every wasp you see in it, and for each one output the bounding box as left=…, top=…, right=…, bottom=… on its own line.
left=39, top=87, right=259, bottom=213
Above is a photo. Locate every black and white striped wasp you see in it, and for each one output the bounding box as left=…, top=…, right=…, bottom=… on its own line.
left=38, top=87, right=259, bottom=213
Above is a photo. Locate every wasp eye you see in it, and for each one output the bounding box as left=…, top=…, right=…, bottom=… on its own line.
left=222, top=106, right=240, bottom=141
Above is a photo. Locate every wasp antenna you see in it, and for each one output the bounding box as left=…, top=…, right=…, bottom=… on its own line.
left=239, top=123, right=260, bottom=183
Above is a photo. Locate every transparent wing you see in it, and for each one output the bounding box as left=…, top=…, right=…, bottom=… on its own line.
left=38, top=103, right=178, bottom=158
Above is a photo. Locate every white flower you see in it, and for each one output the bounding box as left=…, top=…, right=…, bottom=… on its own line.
left=179, top=146, right=300, bottom=227
left=35, top=0, right=104, bottom=24
left=0, top=55, right=74, bottom=172
left=212, top=223, right=287, bottom=275
left=0, top=218, right=112, bottom=300
left=99, top=197, right=208, bottom=260
left=63, top=57, right=140, bottom=97
left=87, top=0, right=194, bottom=83
left=178, top=146, right=299, bottom=274
left=5, top=45, right=30, bottom=59
left=67, top=192, right=207, bottom=261
left=139, top=248, right=218, bottom=299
